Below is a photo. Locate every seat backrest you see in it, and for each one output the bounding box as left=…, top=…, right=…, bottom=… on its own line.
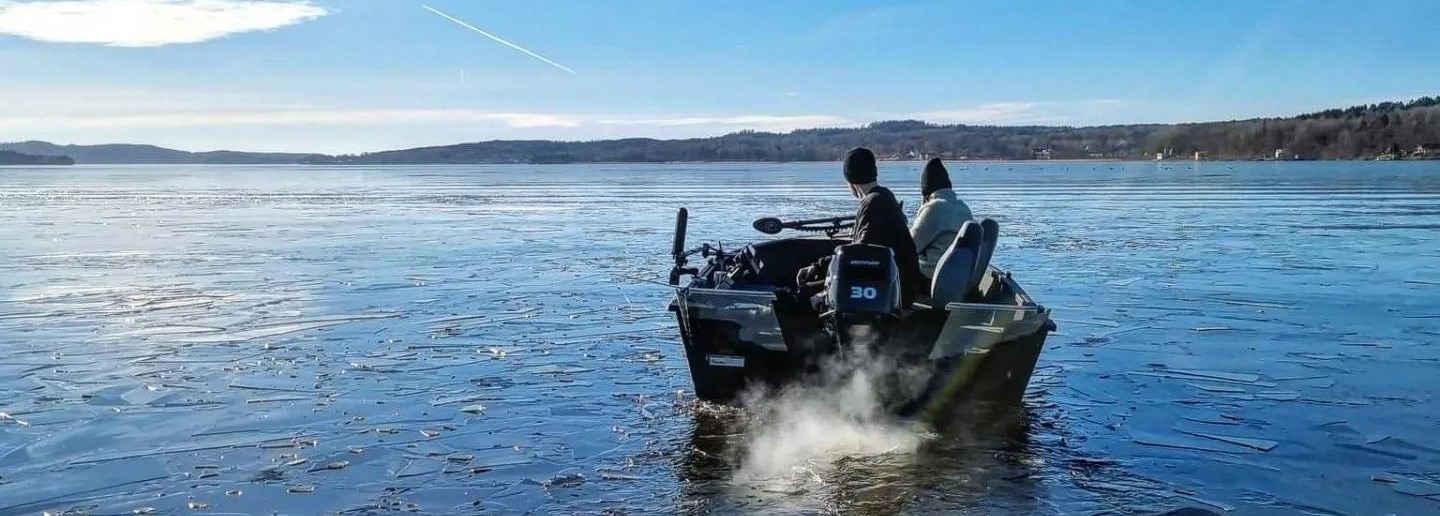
left=966, top=218, right=1000, bottom=296
left=930, top=220, right=984, bottom=306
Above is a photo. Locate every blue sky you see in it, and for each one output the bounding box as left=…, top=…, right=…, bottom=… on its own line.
left=2, top=0, right=1438, bottom=153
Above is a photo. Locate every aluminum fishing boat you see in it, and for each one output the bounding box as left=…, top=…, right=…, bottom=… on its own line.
left=666, top=208, right=1054, bottom=422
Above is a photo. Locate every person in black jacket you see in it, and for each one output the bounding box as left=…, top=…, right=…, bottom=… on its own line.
left=796, top=147, right=924, bottom=308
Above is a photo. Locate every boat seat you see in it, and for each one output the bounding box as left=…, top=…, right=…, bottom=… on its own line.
left=966, top=218, right=1000, bottom=299
left=930, top=220, right=984, bottom=306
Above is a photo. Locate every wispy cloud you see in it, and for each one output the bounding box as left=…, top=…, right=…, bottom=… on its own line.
left=4, top=108, right=853, bottom=152
left=0, top=109, right=587, bottom=129
left=0, top=86, right=320, bottom=116
left=915, top=102, right=1051, bottom=124
left=0, top=87, right=1139, bottom=153
left=914, top=99, right=1127, bottom=125
left=597, top=115, right=849, bottom=131
left=2, top=107, right=855, bottom=132
left=0, top=0, right=327, bottom=47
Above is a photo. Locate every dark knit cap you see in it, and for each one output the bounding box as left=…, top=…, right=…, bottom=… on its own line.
left=921, top=158, right=952, bottom=197
left=843, top=147, right=878, bottom=184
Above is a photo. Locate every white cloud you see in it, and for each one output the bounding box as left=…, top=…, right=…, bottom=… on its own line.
left=597, top=115, right=849, bottom=131
left=0, top=109, right=586, bottom=129
left=0, top=0, right=327, bottom=47
left=916, top=102, right=1046, bottom=124
left=1, top=108, right=856, bottom=152
left=0, top=86, right=320, bottom=116
left=0, top=90, right=1140, bottom=153
left=915, top=99, right=1126, bottom=126
left=4, top=109, right=851, bottom=132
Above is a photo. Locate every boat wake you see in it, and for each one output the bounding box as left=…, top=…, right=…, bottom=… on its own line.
left=734, top=346, right=932, bottom=484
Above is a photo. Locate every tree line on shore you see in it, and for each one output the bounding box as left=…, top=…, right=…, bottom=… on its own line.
left=320, top=96, right=1440, bottom=163
left=4, top=96, right=1436, bottom=164
left=0, top=150, right=74, bottom=165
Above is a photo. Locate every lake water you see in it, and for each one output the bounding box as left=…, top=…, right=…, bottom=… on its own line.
left=1, top=162, right=1438, bottom=515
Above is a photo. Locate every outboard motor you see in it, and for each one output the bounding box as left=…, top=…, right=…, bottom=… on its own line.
left=819, top=244, right=901, bottom=351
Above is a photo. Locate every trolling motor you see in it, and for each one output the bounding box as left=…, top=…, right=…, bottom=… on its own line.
left=670, top=208, right=700, bottom=285
left=752, top=215, right=856, bottom=238
left=817, top=244, right=901, bottom=351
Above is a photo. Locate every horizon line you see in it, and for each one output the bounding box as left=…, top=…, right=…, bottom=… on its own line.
left=7, top=93, right=1436, bottom=155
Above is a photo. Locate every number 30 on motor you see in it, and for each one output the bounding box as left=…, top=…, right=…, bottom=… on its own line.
left=849, top=286, right=878, bottom=299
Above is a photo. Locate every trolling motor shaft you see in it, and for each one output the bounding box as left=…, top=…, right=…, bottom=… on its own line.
left=670, top=208, right=698, bottom=285
left=753, top=215, right=856, bottom=237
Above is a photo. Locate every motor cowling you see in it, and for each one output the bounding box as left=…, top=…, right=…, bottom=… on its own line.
left=818, top=244, right=902, bottom=352
left=823, top=244, right=901, bottom=318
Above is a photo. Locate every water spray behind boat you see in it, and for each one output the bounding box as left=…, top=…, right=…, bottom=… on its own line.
left=734, top=334, right=927, bottom=485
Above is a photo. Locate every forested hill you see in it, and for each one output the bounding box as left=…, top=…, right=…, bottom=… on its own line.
left=5, top=96, right=1437, bottom=164
left=1145, top=96, right=1440, bottom=160
left=0, top=150, right=74, bottom=165
left=328, top=123, right=1163, bottom=164
left=0, top=141, right=324, bottom=164
left=324, top=96, right=1440, bottom=163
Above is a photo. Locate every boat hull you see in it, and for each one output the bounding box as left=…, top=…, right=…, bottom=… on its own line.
left=669, top=276, right=1052, bottom=417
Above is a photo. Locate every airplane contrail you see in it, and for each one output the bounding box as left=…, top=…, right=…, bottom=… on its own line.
left=421, top=4, right=578, bottom=75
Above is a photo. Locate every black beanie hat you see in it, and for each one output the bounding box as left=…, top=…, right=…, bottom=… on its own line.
left=843, top=147, right=878, bottom=184
left=921, top=158, right=952, bottom=197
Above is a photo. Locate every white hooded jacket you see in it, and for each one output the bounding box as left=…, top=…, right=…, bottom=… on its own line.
left=910, top=188, right=974, bottom=279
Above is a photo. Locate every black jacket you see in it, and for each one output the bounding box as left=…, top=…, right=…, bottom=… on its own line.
left=852, top=186, right=923, bottom=307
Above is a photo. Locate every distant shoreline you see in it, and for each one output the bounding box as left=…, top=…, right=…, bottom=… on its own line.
left=0, top=150, right=74, bottom=166
left=10, top=158, right=1433, bottom=167
left=3, top=94, right=1436, bottom=165
left=329, top=156, right=1418, bottom=164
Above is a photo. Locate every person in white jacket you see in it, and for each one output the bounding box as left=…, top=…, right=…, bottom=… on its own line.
left=910, top=158, right=974, bottom=279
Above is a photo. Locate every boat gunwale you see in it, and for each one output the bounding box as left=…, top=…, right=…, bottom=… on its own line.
left=677, top=266, right=1044, bottom=311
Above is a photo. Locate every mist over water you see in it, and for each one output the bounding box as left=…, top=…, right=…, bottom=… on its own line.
left=736, top=348, right=925, bottom=482
left=1, top=162, right=1438, bottom=514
